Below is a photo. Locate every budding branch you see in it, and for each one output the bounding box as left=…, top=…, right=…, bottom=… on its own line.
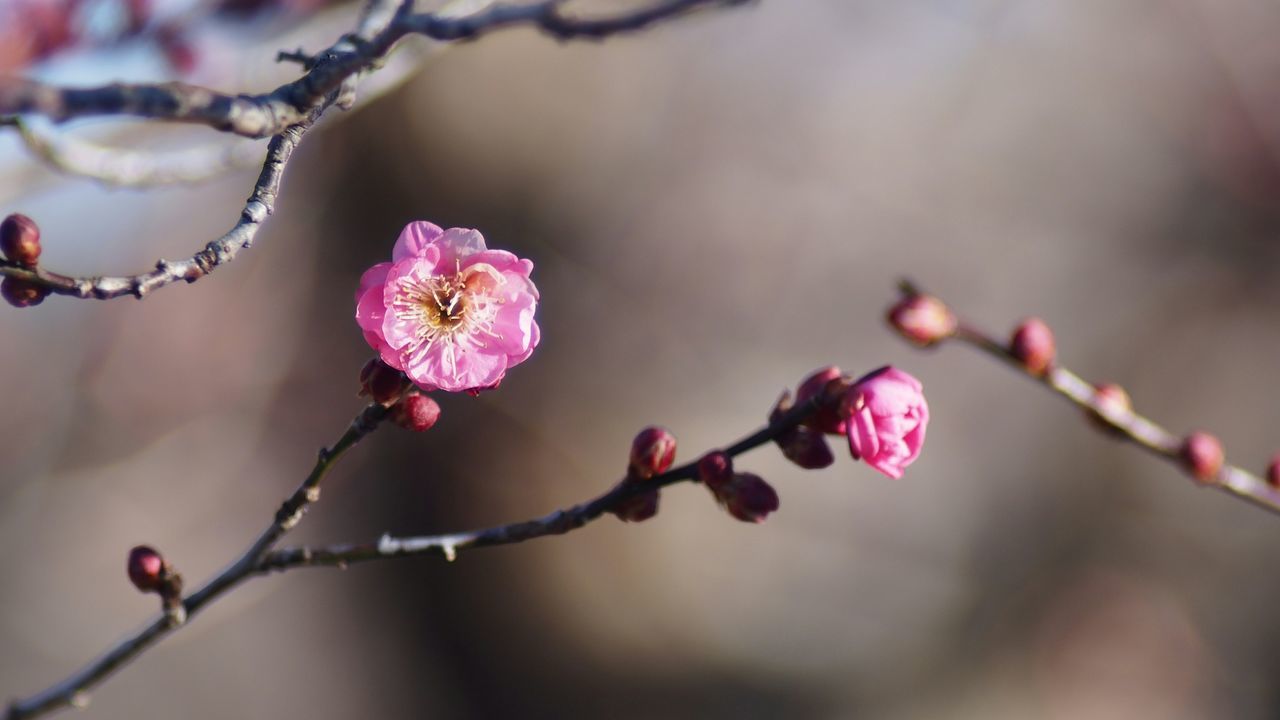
left=5, top=380, right=829, bottom=720
left=894, top=280, right=1280, bottom=516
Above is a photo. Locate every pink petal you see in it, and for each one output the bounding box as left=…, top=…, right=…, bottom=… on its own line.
left=392, top=221, right=445, bottom=262
left=354, top=262, right=391, bottom=303
left=847, top=402, right=879, bottom=461
left=437, top=227, right=487, bottom=268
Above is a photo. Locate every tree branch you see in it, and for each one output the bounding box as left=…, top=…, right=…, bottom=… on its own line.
left=891, top=281, right=1280, bottom=516
left=3, top=401, right=392, bottom=720
left=0, top=0, right=748, bottom=138
left=6, top=372, right=828, bottom=720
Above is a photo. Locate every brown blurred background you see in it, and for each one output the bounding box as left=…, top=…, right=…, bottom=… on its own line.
left=5, top=0, right=1280, bottom=717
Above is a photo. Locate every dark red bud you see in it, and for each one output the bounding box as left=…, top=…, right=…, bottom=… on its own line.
left=770, top=392, right=834, bottom=469
left=696, top=451, right=733, bottom=490
left=1010, top=318, right=1056, bottom=376
left=1, top=277, right=49, bottom=308
left=1180, top=431, right=1223, bottom=485
left=0, top=213, right=40, bottom=267
left=128, top=545, right=166, bottom=593
left=392, top=394, right=441, bottom=432
left=358, top=358, right=407, bottom=404
left=629, top=426, right=676, bottom=480
left=715, top=472, right=780, bottom=523
left=1267, top=453, right=1280, bottom=489
left=795, top=366, right=850, bottom=435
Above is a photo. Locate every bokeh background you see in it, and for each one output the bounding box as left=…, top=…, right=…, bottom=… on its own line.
left=5, top=0, right=1280, bottom=717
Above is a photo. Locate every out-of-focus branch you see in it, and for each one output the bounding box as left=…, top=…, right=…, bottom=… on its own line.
left=3, top=401, right=392, bottom=720
left=0, top=0, right=749, bottom=138
left=888, top=281, right=1280, bottom=517
left=3, top=117, right=265, bottom=188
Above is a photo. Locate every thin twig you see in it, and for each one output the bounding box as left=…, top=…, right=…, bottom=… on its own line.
left=893, top=280, right=1280, bottom=516
left=3, top=402, right=392, bottom=720
left=0, top=0, right=747, bottom=138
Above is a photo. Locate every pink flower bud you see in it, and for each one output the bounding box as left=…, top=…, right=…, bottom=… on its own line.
left=1267, top=454, right=1280, bottom=489
left=1010, top=317, right=1055, bottom=376
left=796, top=366, right=850, bottom=435
left=611, top=488, right=660, bottom=523
left=1180, top=431, right=1223, bottom=485
left=0, top=213, right=40, bottom=267
left=1086, top=382, right=1132, bottom=435
left=128, top=545, right=166, bottom=593
left=840, top=366, right=928, bottom=479
left=770, top=392, right=834, bottom=469
left=886, top=293, right=956, bottom=347
left=629, top=426, right=676, bottom=480
left=1, top=277, right=49, bottom=308
left=358, top=358, right=407, bottom=404
left=697, top=451, right=733, bottom=491
left=710, top=472, right=780, bottom=523
left=392, top=394, right=441, bottom=432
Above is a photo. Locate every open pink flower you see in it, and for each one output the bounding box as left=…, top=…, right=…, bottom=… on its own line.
left=840, top=366, right=928, bottom=479
left=355, top=221, right=540, bottom=393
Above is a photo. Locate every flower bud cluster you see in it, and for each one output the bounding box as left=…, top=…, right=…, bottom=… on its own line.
left=1, top=213, right=49, bottom=308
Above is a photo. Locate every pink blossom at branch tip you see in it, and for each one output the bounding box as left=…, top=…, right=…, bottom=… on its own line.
left=1180, top=431, right=1223, bottom=485
left=355, top=221, right=540, bottom=393
left=1011, top=317, right=1055, bottom=376
left=840, top=366, right=928, bottom=479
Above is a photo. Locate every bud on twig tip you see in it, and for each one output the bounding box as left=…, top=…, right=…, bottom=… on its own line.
left=1266, top=454, right=1280, bottom=489
left=629, top=426, right=677, bottom=480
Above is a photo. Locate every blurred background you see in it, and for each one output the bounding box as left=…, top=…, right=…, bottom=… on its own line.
left=4, top=0, right=1280, bottom=717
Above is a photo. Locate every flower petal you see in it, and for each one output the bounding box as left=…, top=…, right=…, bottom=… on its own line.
left=392, top=221, right=444, bottom=262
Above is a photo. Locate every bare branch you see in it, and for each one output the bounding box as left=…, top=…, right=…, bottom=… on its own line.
left=0, top=0, right=748, bottom=138
left=891, top=281, right=1280, bottom=517
left=3, top=401, right=392, bottom=720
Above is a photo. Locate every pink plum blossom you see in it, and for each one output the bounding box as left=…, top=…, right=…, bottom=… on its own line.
left=840, top=366, right=928, bottom=479
left=355, top=221, right=540, bottom=393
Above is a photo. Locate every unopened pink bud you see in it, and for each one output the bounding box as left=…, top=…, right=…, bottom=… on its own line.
left=629, top=426, right=676, bottom=480
left=770, top=392, right=834, bottom=470
left=611, top=488, right=660, bottom=522
left=359, top=358, right=407, bottom=404
left=128, top=545, right=166, bottom=593
left=1180, top=431, right=1223, bottom=485
left=840, top=366, right=928, bottom=479
left=1087, top=383, right=1132, bottom=434
left=1, top=277, right=49, bottom=308
left=0, top=213, right=41, bottom=267
left=392, top=394, right=441, bottom=432
left=711, top=472, right=780, bottom=523
left=796, top=366, right=849, bottom=435
left=886, top=293, right=956, bottom=347
left=697, top=451, right=733, bottom=491
left=1010, top=317, right=1055, bottom=376
left=1267, top=454, right=1280, bottom=489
